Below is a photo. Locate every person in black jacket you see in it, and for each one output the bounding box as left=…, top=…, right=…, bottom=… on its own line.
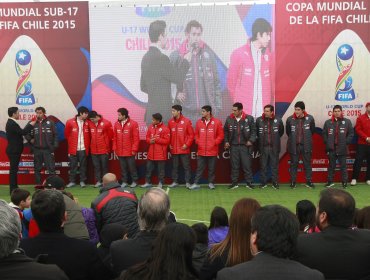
left=5, top=107, right=35, bottom=194
left=27, top=106, right=58, bottom=184
left=224, top=102, right=256, bottom=189
left=111, top=187, right=170, bottom=275
left=0, top=199, right=68, bottom=280
left=323, top=105, right=354, bottom=188
left=141, top=20, right=191, bottom=125
left=20, top=189, right=110, bottom=280
left=256, top=104, right=284, bottom=189
left=295, top=189, right=370, bottom=279
left=286, top=101, right=315, bottom=189
left=91, top=173, right=139, bottom=238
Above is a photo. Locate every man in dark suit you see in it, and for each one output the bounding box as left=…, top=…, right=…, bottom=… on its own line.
left=141, top=20, right=191, bottom=124
left=295, top=189, right=370, bottom=279
left=5, top=107, right=35, bottom=194
left=217, top=205, right=324, bottom=280
left=20, top=189, right=110, bottom=280
left=110, top=187, right=170, bottom=275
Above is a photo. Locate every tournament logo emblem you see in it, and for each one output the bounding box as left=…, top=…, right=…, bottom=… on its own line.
left=15, top=50, right=35, bottom=106
left=335, top=44, right=355, bottom=101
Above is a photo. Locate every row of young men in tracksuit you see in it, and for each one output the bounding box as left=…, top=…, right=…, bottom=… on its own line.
left=48, top=101, right=366, bottom=189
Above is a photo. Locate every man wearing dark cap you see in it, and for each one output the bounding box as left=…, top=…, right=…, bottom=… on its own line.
left=39, top=175, right=89, bottom=240
left=351, top=102, right=370, bottom=186
left=286, top=101, right=315, bottom=189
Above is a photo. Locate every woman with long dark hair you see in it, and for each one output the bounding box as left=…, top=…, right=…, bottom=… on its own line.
left=121, top=222, right=198, bottom=280
left=208, top=206, right=229, bottom=247
left=199, top=198, right=261, bottom=280
left=296, top=200, right=320, bottom=233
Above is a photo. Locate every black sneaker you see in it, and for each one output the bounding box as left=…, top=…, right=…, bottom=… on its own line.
left=228, top=183, right=239, bottom=190
left=305, top=181, right=315, bottom=189
left=290, top=182, right=296, bottom=189
left=259, top=183, right=268, bottom=189
left=342, top=182, right=348, bottom=189
left=246, top=182, right=254, bottom=190
left=325, top=182, right=334, bottom=188
left=272, top=182, right=280, bottom=190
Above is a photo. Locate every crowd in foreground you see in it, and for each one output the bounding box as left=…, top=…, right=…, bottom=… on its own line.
left=0, top=173, right=370, bottom=280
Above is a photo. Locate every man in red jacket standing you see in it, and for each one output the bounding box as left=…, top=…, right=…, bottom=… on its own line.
left=113, top=108, right=140, bottom=188
left=143, top=113, right=170, bottom=189
left=65, top=106, right=90, bottom=188
left=190, top=105, right=224, bottom=190
left=351, top=102, right=370, bottom=186
left=88, top=111, right=113, bottom=188
left=168, top=105, right=194, bottom=188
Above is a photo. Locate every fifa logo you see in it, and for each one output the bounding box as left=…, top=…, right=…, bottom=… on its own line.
left=15, top=49, right=35, bottom=106
left=335, top=44, right=355, bottom=101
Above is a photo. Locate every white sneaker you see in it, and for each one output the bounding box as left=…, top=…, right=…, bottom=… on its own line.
left=350, top=179, right=357, bottom=186
left=168, top=182, right=178, bottom=188
left=189, top=184, right=200, bottom=190
left=141, top=183, right=152, bottom=188
left=66, top=182, right=76, bottom=188
left=130, top=182, right=137, bottom=188
left=80, top=182, right=86, bottom=188
left=94, top=181, right=102, bottom=188
left=185, top=183, right=191, bottom=189
left=366, top=180, right=370, bottom=185
left=208, top=183, right=215, bottom=190
left=157, top=182, right=163, bottom=189
left=121, top=182, right=128, bottom=188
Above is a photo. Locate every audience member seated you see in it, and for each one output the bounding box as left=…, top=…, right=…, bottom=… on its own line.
left=191, top=223, right=209, bottom=274
left=120, top=222, right=198, bottom=280
left=63, top=191, right=99, bottom=244
left=9, top=188, right=31, bottom=238
left=356, top=206, right=370, bottom=229
left=295, top=189, right=370, bottom=279
left=20, top=189, right=110, bottom=280
left=296, top=200, right=320, bottom=233
left=36, top=175, right=90, bottom=240
left=217, top=205, right=324, bottom=280
left=0, top=200, right=68, bottom=280
left=199, top=198, right=260, bottom=280
left=91, top=173, right=139, bottom=238
left=208, top=206, right=229, bottom=247
left=98, top=223, right=128, bottom=272
left=111, top=187, right=170, bottom=274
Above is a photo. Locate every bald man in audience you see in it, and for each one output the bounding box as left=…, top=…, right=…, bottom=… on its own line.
left=91, top=173, right=139, bottom=238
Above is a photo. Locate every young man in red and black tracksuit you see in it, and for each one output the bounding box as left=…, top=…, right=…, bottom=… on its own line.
left=256, top=104, right=284, bottom=189
left=351, top=102, right=370, bottom=186
left=88, top=111, right=113, bottom=188
left=190, top=105, right=224, bottom=190
left=168, top=105, right=194, bottom=188
left=323, top=105, right=353, bottom=188
left=142, top=113, right=170, bottom=189
left=64, top=106, right=90, bottom=188
left=113, top=108, right=140, bottom=188
left=286, top=101, right=315, bottom=189
left=28, top=107, right=58, bottom=184
left=224, top=102, right=256, bottom=190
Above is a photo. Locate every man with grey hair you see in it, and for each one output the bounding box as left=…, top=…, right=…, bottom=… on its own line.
left=111, top=187, right=170, bottom=274
left=0, top=199, right=68, bottom=279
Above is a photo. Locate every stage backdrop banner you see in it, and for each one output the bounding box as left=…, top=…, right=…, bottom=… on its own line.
left=0, top=1, right=91, bottom=185
left=90, top=3, right=275, bottom=184
left=276, top=0, right=370, bottom=182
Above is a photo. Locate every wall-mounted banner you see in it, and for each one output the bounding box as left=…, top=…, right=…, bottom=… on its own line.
left=276, top=0, right=370, bottom=182
left=0, top=1, right=90, bottom=184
